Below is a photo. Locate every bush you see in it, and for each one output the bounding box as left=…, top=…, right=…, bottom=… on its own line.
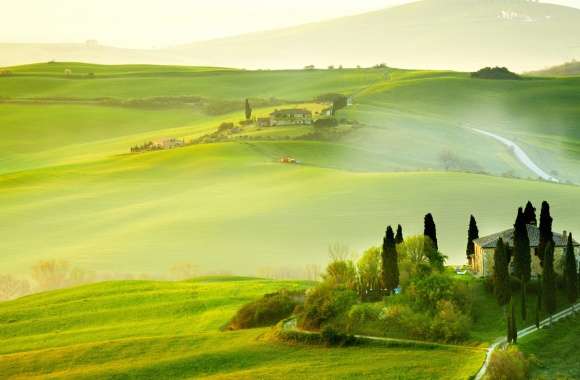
left=321, top=326, right=357, bottom=347
left=227, top=289, right=303, bottom=330
left=409, top=273, right=471, bottom=312
left=299, top=284, right=358, bottom=330
left=430, top=300, right=471, bottom=342
left=314, top=118, right=338, bottom=128
left=485, top=346, right=529, bottom=380
left=348, top=303, right=382, bottom=325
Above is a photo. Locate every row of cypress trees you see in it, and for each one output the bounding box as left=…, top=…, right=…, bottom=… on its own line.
left=492, top=201, right=578, bottom=343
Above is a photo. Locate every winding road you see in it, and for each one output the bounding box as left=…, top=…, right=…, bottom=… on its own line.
left=471, top=128, right=559, bottom=183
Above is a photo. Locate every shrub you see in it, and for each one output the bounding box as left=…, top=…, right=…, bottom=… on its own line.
left=348, top=303, right=382, bottom=325
left=430, top=300, right=471, bottom=342
left=410, top=274, right=455, bottom=310
left=299, top=284, right=358, bottom=330
left=227, top=289, right=303, bottom=330
left=322, top=259, right=357, bottom=290
left=321, top=326, right=357, bottom=346
left=314, top=118, right=338, bottom=128
left=485, top=346, right=529, bottom=380
left=409, top=273, right=471, bottom=312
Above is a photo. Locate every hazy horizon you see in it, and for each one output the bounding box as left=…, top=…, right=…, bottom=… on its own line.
left=1, top=0, right=580, bottom=49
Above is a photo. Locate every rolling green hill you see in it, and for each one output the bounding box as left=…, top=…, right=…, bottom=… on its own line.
left=2, top=63, right=580, bottom=182
left=1, top=141, right=579, bottom=275
left=1, top=62, right=580, bottom=275
left=0, top=278, right=484, bottom=379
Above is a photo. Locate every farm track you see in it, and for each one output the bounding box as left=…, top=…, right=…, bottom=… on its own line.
left=471, top=128, right=559, bottom=183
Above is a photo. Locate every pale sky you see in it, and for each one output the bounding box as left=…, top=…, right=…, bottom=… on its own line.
left=1, top=0, right=579, bottom=48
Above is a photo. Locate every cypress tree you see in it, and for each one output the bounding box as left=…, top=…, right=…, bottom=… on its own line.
left=494, top=239, right=511, bottom=308
left=424, top=213, right=438, bottom=251
left=538, top=201, right=553, bottom=266
left=244, top=99, right=252, bottom=120
left=535, top=275, right=542, bottom=329
left=513, top=207, right=531, bottom=321
left=523, top=201, right=537, bottom=226
left=543, top=241, right=557, bottom=325
left=564, top=233, right=578, bottom=312
left=381, top=226, right=399, bottom=295
left=511, top=302, right=518, bottom=344
left=395, top=224, right=404, bottom=245
left=507, top=301, right=513, bottom=343
left=466, top=215, right=479, bottom=262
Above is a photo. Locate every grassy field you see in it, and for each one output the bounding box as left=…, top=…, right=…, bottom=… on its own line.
left=2, top=62, right=579, bottom=181
left=518, top=314, right=580, bottom=379
left=0, top=277, right=484, bottom=379
left=1, top=141, right=579, bottom=275
left=0, top=62, right=579, bottom=274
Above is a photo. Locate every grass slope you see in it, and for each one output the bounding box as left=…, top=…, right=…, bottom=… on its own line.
left=0, top=278, right=483, bottom=379
left=1, top=141, right=579, bottom=274
left=518, top=314, right=580, bottom=379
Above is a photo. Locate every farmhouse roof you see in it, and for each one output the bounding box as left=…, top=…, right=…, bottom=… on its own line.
left=271, top=108, right=312, bottom=116
left=474, top=224, right=579, bottom=249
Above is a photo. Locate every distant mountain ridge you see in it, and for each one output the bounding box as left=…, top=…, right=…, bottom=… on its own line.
left=2, top=0, right=580, bottom=71
left=527, top=60, right=580, bottom=76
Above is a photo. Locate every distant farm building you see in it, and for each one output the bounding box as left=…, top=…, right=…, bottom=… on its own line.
left=471, top=225, right=580, bottom=277
left=257, top=117, right=271, bottom=127
left=154, top=138, right=184, bottom=149
left=270, top=109, right=312, bottom=126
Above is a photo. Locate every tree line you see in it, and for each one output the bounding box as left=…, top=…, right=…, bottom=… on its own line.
left=490, top=201, right=578, bottom=343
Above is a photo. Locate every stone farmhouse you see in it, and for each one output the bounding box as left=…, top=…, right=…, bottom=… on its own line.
left=471, top=224, right=580, bottom=277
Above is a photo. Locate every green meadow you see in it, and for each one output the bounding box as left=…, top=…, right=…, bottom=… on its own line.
left=1, top=141, right=580, bottom=275
left=1, top=62, right=579, bottom=379
left=0, top=278, right=484, bottom=379
left=1, top=62, right=580, bottom=274
left=518, top=314, right=580, bottom=379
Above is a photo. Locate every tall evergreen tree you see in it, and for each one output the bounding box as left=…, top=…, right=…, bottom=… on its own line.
left=466, top=215, right=479, bottom=262
left=538, top=201, right=553, bottom=266
left=535, top=275, right=542, bottom=329
left=564, top=233, right=578, bottom=312
left=513, top=207, right=531, bottom=321
left=511, top=301, right=518, bottom=343
left=493, top=239, right=511, bottom=308
left=523, top=201, right=537, bottom=226
left=381, top=226, right=399, bottom=295
left=395, top=225, right=404, bottom=244
left=423, top=213, right=438, bottom=251
left=543, top=242, right=557, bottom=325
left=244, top=99, right=252, bottom=120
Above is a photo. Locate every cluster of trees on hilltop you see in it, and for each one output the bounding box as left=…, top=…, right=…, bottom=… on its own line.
left=288, top=214, right=474, bottom=342
left=471, top=67, right=521, bottom=80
